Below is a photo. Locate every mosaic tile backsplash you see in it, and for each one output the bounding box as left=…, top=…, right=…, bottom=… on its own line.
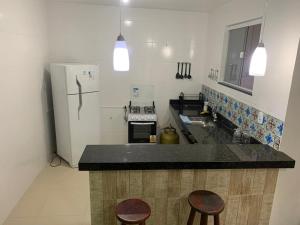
left=202, top=85, right=284, bottom=150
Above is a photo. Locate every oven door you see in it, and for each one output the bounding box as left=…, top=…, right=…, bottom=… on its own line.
left=128, top=121, right=157, bottom=143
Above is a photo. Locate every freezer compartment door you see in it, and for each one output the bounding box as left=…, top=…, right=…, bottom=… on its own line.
left=66, top=65, right=100, bottom=94
left=68, top=92, right=101, bottom=167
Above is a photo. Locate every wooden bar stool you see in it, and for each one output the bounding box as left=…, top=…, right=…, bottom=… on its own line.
left=116, top=199, right=151, bottom=225
left=187, top=190, right=225, bottom=225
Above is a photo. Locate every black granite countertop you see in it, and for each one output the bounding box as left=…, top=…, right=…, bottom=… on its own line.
left=169, top=100, right=259, bottom=144
left=78, top=144, right=295, bottom=171
left=78, top=100, right=295, bottom=171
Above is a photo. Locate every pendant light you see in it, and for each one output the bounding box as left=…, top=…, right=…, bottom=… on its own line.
left=249, top=0, right=269, bottom=76
left=113, top=0, right=129, bottom=71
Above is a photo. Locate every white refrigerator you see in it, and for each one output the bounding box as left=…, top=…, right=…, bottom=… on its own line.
left=50, top=63, right=101, bottom=167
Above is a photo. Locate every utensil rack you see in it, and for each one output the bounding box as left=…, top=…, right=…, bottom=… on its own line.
left=179, top=92, right=204, bottom=101
left=175, top=62, right=192, bottom=80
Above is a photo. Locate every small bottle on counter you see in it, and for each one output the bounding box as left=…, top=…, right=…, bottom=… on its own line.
left=232, top=128, right=242, bottom=144
left=242, top=130, right=251, bottom=144
left=203, top=101, right=209, bottom=112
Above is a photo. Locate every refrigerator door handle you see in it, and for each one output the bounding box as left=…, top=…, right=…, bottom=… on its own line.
left=76, top=76, right=83, bottom=120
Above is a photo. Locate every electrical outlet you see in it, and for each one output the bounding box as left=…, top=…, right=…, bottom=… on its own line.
left=258, top=111, right=264, bottom=124
left=240, top=51, right=245, bottom=59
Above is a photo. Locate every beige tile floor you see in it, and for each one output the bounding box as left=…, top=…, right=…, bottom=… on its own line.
left=4, top=162, right=91, bottom=225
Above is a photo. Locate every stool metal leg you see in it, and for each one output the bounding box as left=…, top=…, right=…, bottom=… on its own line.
left=187, top=208, right=196, bottom=225
left=200, top=214, right=208, bottom=225
left=214, top=215, right=220, bottom=225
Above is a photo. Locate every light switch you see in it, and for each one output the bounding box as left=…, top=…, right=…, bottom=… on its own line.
left=133, top=87, right=140, bottom=98
left=258, top=111, right=264, bottom=124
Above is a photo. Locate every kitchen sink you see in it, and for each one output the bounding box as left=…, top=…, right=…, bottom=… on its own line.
left=188, top=116, right=216, bottom=128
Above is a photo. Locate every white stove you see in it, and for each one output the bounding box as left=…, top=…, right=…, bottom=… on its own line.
left=128, top=114, right=157, bottom=122
left=128, top=102, right=157, bottom=122
left=127, top=101, right=157, bottom=143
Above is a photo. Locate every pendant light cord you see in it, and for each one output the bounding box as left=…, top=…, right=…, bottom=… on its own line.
left=119, top=0, right=122, bottom=35
left=261, top=0, right=270, bottom=42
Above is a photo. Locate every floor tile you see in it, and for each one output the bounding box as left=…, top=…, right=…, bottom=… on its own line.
left=36, top=215, right=90, bottom=225
left=8, top=187, right=47, bottom=218
left=40, top=187, right=89, bottom=216
left=3, top=217, right=39, bottom=225
left=5, top=164, right=91, bottom=225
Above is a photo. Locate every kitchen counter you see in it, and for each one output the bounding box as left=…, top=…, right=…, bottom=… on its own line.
left=169, top=100, right=259, bottom=144
left=80, top=100, right=295, bottom=225
left=81, top=145, right=294, bottom=225
left=79, top=144, right=294, bottom=171
left=79, top=101, right=294, bottom=171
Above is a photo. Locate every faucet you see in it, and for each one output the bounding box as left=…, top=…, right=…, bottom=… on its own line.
left=211, top=103, right=218, bottom=122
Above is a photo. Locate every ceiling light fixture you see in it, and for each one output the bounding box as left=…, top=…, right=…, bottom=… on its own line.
left=249, top=0, right=270, bottom=76
left=113, top=0, right=129, bottom=72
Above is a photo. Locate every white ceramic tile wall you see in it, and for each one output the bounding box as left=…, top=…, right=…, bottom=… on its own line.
left=0, top=0, right=52, bottom=223
left=47, top=1, right=208, bottom=144
left=203, top=0, right=300, bottom=122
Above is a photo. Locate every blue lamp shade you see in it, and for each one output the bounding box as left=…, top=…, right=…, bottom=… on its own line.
left=249, top=42, right=267, bottom=76
left=113, top=34, right=129, bottom=71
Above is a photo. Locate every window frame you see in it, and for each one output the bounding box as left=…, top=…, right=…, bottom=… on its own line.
left=218, top=17, right=263, bottom=96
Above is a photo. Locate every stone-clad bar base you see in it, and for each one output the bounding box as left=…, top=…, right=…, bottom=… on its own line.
left=89, top=169, right=278, bottom=225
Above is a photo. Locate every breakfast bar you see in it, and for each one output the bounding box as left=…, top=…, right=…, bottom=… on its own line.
left=79, top=145, right=294, bottom=225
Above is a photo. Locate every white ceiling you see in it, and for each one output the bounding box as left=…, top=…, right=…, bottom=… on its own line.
left=54, top=0, right=233, bottom=12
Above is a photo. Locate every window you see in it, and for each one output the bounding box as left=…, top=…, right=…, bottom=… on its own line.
left=220, top=20, right=262, bottom=94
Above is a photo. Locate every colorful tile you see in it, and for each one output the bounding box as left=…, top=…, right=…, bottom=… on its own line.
left=228, top=97, right=233, bottom=108
left=249, top=123, right=257, bottom=136
left=233, top=101, right=239, bottom=111
left=266, top=117, right=276, bottom=132
left=245, top=107, right=252, bottom=118
left=251, top=108, right=259, bottom=122
left=232, top=112, right=238, bottom=123
left=242, top=118, right=250, bottom=131
left=202, top=85, right=285, bottom=150
left=218, top=105, right=223, bottom=114
left=237, top=116, right=243, bottom=126
left=220, top=93, right=224, bottom=102
left=262, top=115, right=268, bottom=125
left=256, top=128, right=265, bottom=143
left=273, top=135, right=281, bottom=150
left=274, top=120, right=284, bottom=137
left=238, top=102, right=245, bottom=115
left=224, top=96, right=228, bottom=104
left=264, top=133, right=274, bottom=145
left=227, top=110, right=233, bottom=120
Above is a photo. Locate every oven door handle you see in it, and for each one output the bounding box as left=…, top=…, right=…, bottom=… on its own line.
left=130, top=122, right=155, bottom=125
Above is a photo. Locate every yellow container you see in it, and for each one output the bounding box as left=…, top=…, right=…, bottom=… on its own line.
left=160, top=126, right=179, bottom=144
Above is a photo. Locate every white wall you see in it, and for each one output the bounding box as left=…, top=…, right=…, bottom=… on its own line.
left=47, top=1, right=208, bottom=144
left=0, top=0, right=53, bottom=223
left=204, top=0, right=300, bottom=121
left=269, top=40, right=300, bottom=225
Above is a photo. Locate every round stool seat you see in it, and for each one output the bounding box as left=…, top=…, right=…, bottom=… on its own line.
left=116, top=199, right=151, bottom=224
left=188, top=190, right=225, bottom=215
